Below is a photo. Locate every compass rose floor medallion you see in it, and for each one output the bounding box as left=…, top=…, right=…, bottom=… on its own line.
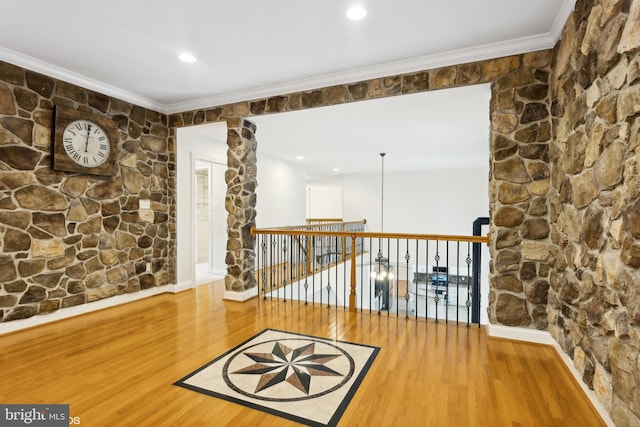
left=174, top=329, right=380, bottom=426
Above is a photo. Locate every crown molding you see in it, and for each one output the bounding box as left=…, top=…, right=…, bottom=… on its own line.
left=164, top=32, right=556, bottom=114
left=551, top=0, right=577, bottom=42
left=1, top=26, right=565, bottom=116
left=0, top=46, right=164, bottom=113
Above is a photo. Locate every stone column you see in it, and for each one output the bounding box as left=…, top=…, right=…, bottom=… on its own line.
left=488, top=51, right=554, bottom=329
left=224, top=118, right=258, bottom=299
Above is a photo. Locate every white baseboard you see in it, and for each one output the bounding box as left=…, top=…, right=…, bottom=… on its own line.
left=549, top=339, right=615, bottom=427
left=223, top=287, right=258, bottom=302
left=485, top=323, right=556, bottom=344
left=0, top=286, right=170, bottom=336
left=485, top=324, right=614, bottom=427
left=170, top=280, right=195, bottom=293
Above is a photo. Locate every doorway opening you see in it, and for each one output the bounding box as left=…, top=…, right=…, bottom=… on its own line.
left=194, top=158, right=226, bottom=285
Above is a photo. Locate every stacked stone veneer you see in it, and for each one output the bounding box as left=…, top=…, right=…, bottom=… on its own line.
left=547, top=0, right=640, bottom=424
left=0, top=61, right=174, bottom=322
left=488, top=52, right=555, bottom=330
left=224, top=118, right=257, bottom=292
left=168, top=51, right=556, bottom=318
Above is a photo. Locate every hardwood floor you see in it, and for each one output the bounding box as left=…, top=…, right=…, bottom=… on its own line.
left=0, top=281, right=604, bottom=426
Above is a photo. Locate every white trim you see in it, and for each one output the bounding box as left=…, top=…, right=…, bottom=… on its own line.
left=485, top=323, right=556, bottom=344
left=549, top=340, right=615, bottom=427
left=223, top=287, right=258, bottom=302
left=0, top=46, right=164, bottom=113
left=164, top=33, right=555, bottom=114
left=0, top=32, right=557, bottom=115
left=551, top=0, right=577, bottom=42
left=0, top=286, right=172, bottom=336
left=171, top=280, right=195, bottom=293
left=189, top=152, right=198, bottom=289
left=486, top=324, right=614, bottom=426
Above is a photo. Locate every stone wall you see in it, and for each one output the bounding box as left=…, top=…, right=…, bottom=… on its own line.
left=168, top=52, right=555, bottom=305
left=0, top=61, right=174, bottom=322
left=548, top=0, right=640, bottom=424
left=224, top=118, right=257, bottom=293
left=488, top=52, right=555, bottom=329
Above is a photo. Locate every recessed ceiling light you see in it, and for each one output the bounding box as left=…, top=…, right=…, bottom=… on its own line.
left=346, top=6, right=367, bottom=21
left=333, top=168, right=340, bottom=172
left=179, top=53, right=197, bottom=63
left=296, top=155, right=304, bottom=160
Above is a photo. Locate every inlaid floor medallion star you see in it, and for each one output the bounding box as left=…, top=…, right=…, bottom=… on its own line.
left=224, top=339, right=353, bottom=401
left=175, top=329, right=379, bottom=427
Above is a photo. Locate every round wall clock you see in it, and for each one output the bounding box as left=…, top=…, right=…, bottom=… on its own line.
left=62, top=119, right=111, bottom=168
left=52, top=106, right=118, bottom=176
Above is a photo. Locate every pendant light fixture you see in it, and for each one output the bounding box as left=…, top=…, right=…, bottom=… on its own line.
left=371, top=153, right=393, bottom=285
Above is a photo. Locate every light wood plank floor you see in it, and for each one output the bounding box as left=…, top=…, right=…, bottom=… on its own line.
left=0, top=281, right=605, bottom=426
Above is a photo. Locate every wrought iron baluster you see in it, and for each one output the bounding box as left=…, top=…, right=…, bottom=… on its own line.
left=311, top=235, right=316, bottom=306
left=466, top=243, right=472, bottom=328
left=386, top=237, right=391, bottom=317
left=326, top=237, right=332, bottom=309
left=343, top=234, right=347, bottom=310
left=376, top=247, right=382, bottom=315
left=394, top=238, right=399, bottom=317
left=404, top=241, right=411, bottom=319
left=369, top=238, right=373, bottom=314
left=445, top=240, right=450, bottom=324
left=271, top=238, right=277, bottom=299
left=359, top=237, right=364, bottom=312
left=282, top=237, right=288, bottom=302
left=434, top=241, right=440, bottom=323
left=425, top=239, right=429, bottom=320
left=456, top=242, right=460, bottom=325
left=413, top=239, right=419, bottom=319
left=261, top=238, right=268, bottom=299
left=303, top=235, right=309, bottom=305
left=319, top=234, right=324, bottom=307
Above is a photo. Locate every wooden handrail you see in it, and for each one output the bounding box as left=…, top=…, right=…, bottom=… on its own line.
left=251, top=227, right=489, bottom=244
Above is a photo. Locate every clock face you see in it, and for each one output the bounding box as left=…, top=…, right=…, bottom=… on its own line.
left=62, top=119, right=111, bottom=168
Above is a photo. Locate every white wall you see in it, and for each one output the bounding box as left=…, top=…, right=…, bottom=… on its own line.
left=306, top=177, right=343, bottom=218
left=176, top=124, right=228, bottom=287
left=305, top=168, right=489, bottom=234
left=342, top=167, right=488, bottom=235
left=255, top=154, right=306, bottom=228
left=176, top=122, right=306, bottom=287
left=342, top=166, right=490, bottom=324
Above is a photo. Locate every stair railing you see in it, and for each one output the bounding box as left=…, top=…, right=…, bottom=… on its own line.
left=252, top=223, right=489, bottom=327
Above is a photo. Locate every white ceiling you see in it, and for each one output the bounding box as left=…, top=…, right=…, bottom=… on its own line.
left=1, top=0, right=572, bottom=113
left=0, top=0, right=573, bottom=175
left=249, top=84, right=491, bottom=176
left=182, top=84, right=491, bottom=176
